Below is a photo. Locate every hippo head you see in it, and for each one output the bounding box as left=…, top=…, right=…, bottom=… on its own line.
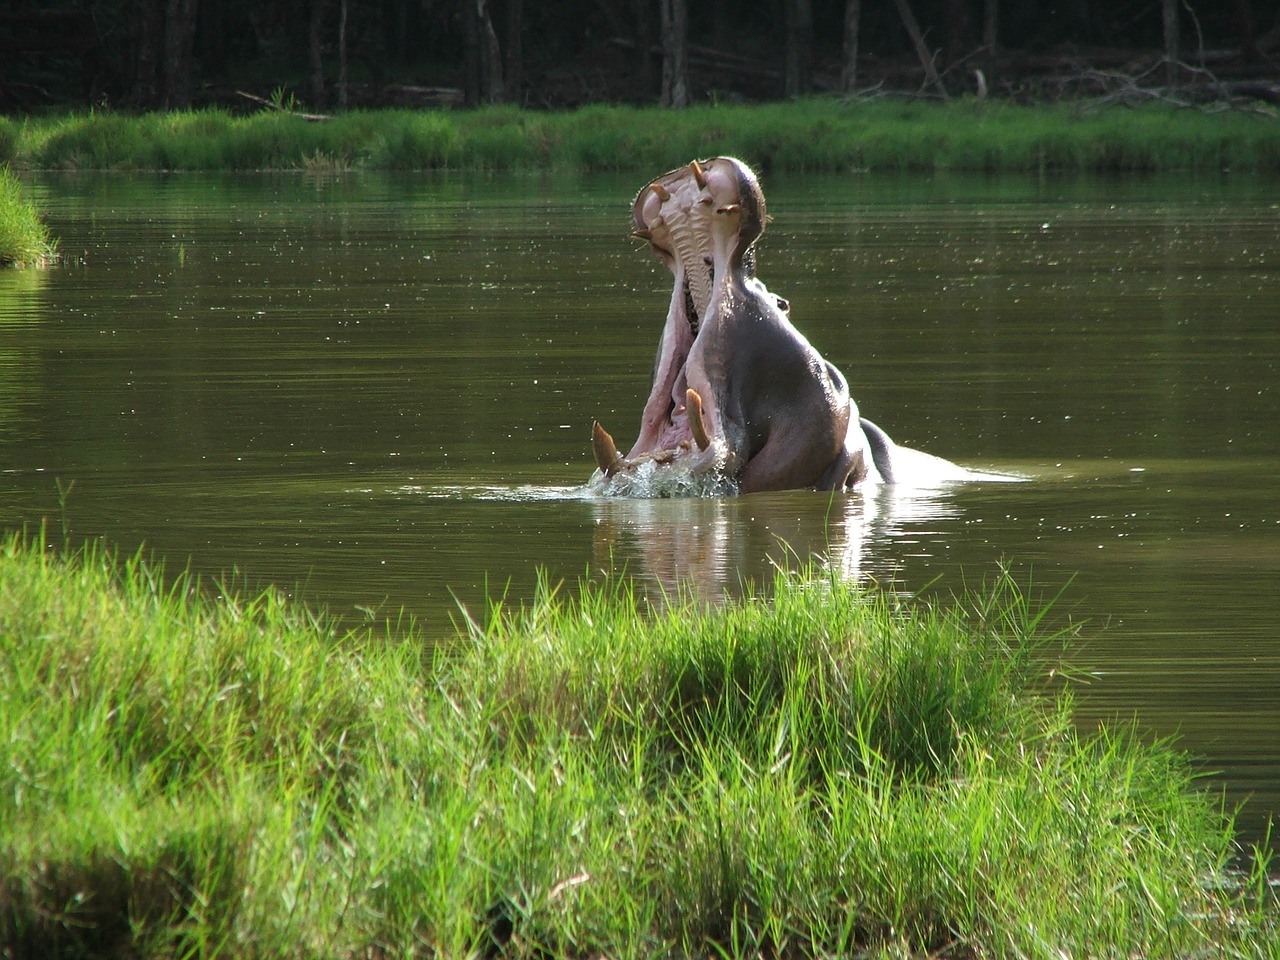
left=634, top=156, right=766, bottom=288
left=592, top=157, right=874, bottom=494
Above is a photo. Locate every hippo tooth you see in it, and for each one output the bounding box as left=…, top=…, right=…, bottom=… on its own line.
left=715, top=204, right=740, bottom=215
left=630, top=228, right=652, bottom=240
left=649, top=182, right=671, bottom=202
left=686, top=388, right=711, bottom=451
left=591, top=421, right=624, bottom=476
left=690, top=159, right=708, bottom=189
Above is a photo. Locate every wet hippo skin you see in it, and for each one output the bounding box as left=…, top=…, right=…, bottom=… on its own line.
left=591, top=157, right=965, bottom=494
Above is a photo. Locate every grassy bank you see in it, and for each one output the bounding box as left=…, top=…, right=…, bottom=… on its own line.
left=1, top=533, right=1276, bottom=958
left=0, top=166, right=53, bottom=266
left=6, top=99, right=1280, bottom=174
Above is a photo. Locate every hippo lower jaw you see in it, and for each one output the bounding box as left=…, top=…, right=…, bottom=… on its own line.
left=592, top=386, right=715, bottom=478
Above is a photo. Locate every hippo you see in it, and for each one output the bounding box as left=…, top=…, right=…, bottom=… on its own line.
left=591, top=156, right=966, bottom=494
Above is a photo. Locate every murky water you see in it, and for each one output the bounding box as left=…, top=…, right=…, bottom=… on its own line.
left=3, top=170, right=1278, bottom=843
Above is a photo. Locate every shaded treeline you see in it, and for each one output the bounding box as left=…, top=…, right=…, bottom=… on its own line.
left=1, top=0, right=1277, bottom=111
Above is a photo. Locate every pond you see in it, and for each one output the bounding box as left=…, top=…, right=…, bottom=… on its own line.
left=3, top=169, right=1277, bottom=845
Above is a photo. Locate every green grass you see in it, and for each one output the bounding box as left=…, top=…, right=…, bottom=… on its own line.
left=1, top=531, right=1276, bottom=958
left=0, top=166, right=53, bottom=266
left=8, top=98, right=1280, bottom=174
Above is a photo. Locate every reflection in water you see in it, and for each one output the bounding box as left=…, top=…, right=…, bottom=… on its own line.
left=0, top=268, right=45, bottom=442
left=408, top=474, right=972, bottom=608
left=589, top=482, right=965, bottom=605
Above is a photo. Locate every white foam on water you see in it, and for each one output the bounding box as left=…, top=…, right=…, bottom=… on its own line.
left=377, top=453, right=1022, bottom=504
left=394, top=483, right=594, bottom=503
left=586, top=458, right=738, bottom=499
left=383, top=469, right=734, bottom=503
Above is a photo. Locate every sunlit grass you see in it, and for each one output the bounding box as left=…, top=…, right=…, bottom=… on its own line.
left=11, top=98, right=1280, bottom=173
left=1, top=531, right=1276, bottom=957
left=0, top=166, right=53, bottom=266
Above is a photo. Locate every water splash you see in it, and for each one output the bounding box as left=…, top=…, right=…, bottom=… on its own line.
left=384, top=457, right=1021, bottom=505
left=586, top=459, right=738, bottom=499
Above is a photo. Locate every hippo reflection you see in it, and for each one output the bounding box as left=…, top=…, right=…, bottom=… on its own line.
left=591, top=156, right=965, bottom=494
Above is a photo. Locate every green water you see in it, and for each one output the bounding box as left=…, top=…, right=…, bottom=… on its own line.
left=3, top=170, right=1278, bottom=843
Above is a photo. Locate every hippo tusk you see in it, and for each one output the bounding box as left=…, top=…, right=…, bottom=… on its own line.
left=649, top=182, right=671, bottom=202
left=715, top=204, right=740, bottom=215
left=592, top=421, right=625, bottom=476
left=630, top=228, right=652, bottom=240
left=690, top=159, right=707, bottom=189
left=686, top=388, right=711, bottom=451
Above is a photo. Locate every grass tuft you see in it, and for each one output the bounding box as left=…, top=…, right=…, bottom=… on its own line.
left=1, top=532, right=1276, bottom=957
left=0, top=166, right=54, bottom=266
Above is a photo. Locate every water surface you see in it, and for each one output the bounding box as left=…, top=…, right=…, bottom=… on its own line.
left=3, top=170, right=1277, bottom=842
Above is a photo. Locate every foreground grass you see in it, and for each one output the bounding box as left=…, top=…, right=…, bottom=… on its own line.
left=6, top=98, right=1280, bottom=174
left=1, top=532, right=1277, bottom=959
left=0, top=166, right=53, bottom=266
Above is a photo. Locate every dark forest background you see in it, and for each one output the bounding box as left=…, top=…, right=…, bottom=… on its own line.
left=2, top=0, right=1278, bottom=112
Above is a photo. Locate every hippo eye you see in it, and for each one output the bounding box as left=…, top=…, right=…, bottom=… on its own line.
left=776, top=296, right=789, bottom=313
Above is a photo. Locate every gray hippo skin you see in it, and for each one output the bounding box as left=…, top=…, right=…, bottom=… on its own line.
left=592, top=157, right=963, bottom=493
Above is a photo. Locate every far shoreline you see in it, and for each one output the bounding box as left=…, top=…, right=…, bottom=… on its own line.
left=3, top=98, right=1279, bottom=176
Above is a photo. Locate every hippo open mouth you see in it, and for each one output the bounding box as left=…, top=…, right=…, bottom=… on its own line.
left=590, top=157, right=977, bottom=495
left=591, top=157, right=873, bottom=493
left=591, top=160, right=733, bottom=478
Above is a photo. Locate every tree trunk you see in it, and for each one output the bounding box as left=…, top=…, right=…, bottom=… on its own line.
left=784, top=0, right=812, bottom=97
left=161, top=0, right=199, bottom=108
left=309, top=0, right=327, bottom=106
left=338, top=0, right=348, bottom=106
left=1162, top=0, right=1179, bottom=87
left=841, top=0, right=861, bottom=93
left=659, top=0, right=689, bottom=108
left=134, top=0, right=165, bottom=107
left=892, top=0, right=947, bottom=99
left=632, top=0, right=658, bottom=100
left=483, top=0, right=504, bottom=104
left=982, top=0, right=998, bottom=89
left=504, top=0, right=524, bottom=104
left=464, top=0, right=504, bottom=105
